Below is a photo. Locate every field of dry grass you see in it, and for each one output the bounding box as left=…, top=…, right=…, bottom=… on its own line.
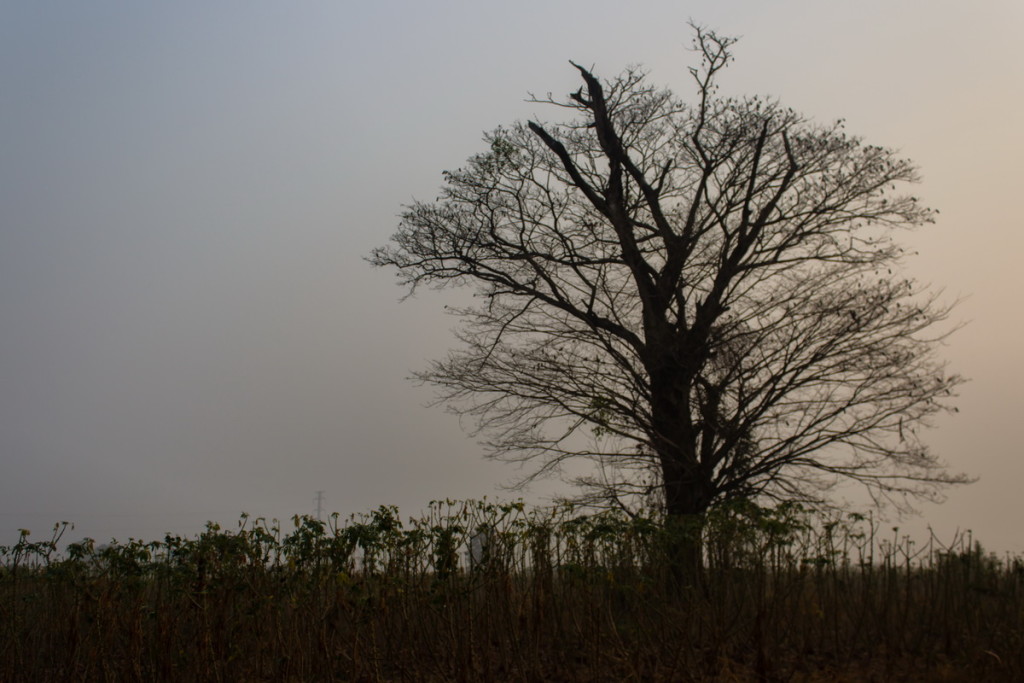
left=3, top=500, right=1021, bottom=681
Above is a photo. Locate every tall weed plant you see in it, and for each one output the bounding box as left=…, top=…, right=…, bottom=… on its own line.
left=2, top=500, right=1021, bottom=681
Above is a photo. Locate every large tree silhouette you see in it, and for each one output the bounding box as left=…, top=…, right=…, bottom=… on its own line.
left=371, top=27, right=966, bottom=524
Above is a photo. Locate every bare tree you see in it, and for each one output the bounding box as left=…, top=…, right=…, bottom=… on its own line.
left=371, top=27, right=967, bottom=526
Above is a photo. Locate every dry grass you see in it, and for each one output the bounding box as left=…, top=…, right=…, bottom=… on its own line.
left=3, top=500, right=1021, bottom=681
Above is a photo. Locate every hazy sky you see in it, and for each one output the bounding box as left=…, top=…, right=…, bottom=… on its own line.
left=2, top=1, right=1021, bottom=552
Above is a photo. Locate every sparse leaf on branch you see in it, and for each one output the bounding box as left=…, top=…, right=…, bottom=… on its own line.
left=371, top=26, right=967, bottom=525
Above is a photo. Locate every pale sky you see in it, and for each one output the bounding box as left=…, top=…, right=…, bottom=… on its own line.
left=1, top=1, right=1021, bottom=552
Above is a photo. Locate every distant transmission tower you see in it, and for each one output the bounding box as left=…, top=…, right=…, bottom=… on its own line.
left=314, top=490, right=325, bottom=521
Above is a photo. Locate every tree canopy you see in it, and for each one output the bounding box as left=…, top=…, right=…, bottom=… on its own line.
left=371, top=27, right=967, bottom=520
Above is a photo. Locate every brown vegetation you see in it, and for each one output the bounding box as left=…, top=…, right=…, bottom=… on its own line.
left=3, top=501, right=1021, bottom=681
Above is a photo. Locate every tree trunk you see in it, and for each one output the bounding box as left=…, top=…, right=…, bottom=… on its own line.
left=646, top=340, right=713, bottom=586
left=660, top=450, right=713, bottom=590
